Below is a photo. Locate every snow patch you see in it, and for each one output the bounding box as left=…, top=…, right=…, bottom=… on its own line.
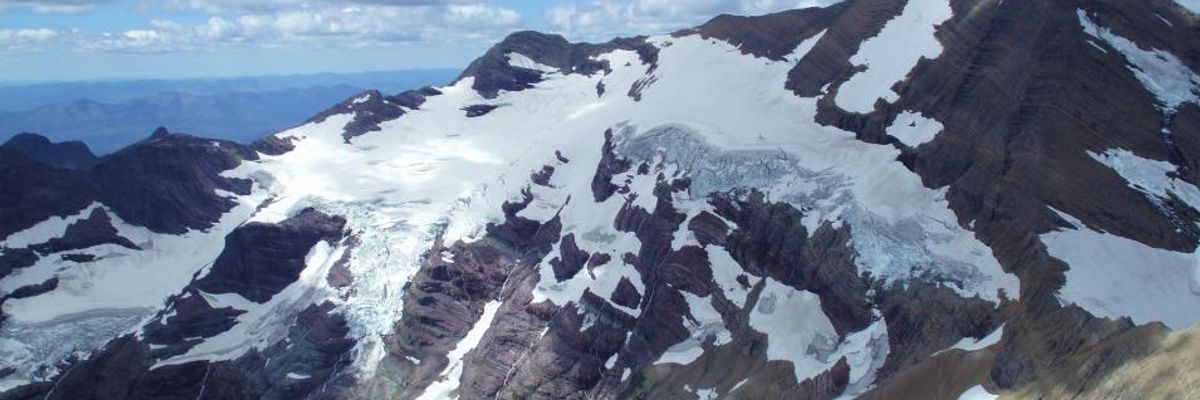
left=707, top=246, right=750, bottom=309
left=418, top=300, right=502, bottom=400
left=786, top=29, right=827, bottom=63
left=1078, top=9, right=1200, bottom=113
left=886, top=111, right=944, bottom=147
left=286, top=372, right=311, bottom=380
left=0, top=184, right=267, bottom=388
left=656, top=292, right=730, bottom=365
left=1040, top=148, right=1200, bottom=330
left=1044, top=209, right=1200, bottom=329
left=0, top=202, right=100, bottom=248
left=1090, top=149, right=1200, bottom=207
left=156, top=239, right=345, bottom=367
left=1174, top=0, right=1200, bottom=14
left=506, top=52, right=559, bottom=73
left=936, top=324, right=1004, bottom=356
left=749, top=278, right=838, bottom=382
left=835, top=0, right=954, bottom=113
left=957, top=385, right=999, bottom=400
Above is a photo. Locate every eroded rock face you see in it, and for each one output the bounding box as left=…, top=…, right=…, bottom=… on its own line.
left=549, top=234, right=590, bottom=282
left=0, top=248, right=36, bottom=280
left=458, top=31, right=659, bottom=99
left=711, top=189, right=872, bottom=336
left=0, top=302, right=356, bottom=400
left=303, top=85, right=443, bottom=143
left=591, top=129, right=632, bottom=202
left=785, top=0, right=906, bottom=97
left=2, top=1, right=1197, bottom=398
left=89, top=132, right=257, bottom=235
left=194, top=208, right=346, bottom=303
left=0, top=148, right=95, bottom=239
left=28, top=208, right=138, bottom=255
left=684, top=5, right=847, bottom=61
left=4, top=277, right=57, bottom=300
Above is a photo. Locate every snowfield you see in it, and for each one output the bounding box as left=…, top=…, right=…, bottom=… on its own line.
left=237, top=28, right=1017, bottom=395
left=0, top=13, right=1025, bottom=394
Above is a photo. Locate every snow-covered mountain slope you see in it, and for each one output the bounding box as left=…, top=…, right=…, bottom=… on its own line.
left=1, top=0, right=1199, bottom=399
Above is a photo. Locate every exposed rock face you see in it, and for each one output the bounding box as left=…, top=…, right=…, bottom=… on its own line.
left=0, top=204, right=355, bottom=400
left=311, top=90, right=407, bottom=142
left=711, top=189, right=872, bottom=336
left=793, top=0, right=1199, bottom=394
left=194, top=209, right=346, bottom=303
left=3, top=0, right=1199, bottom=399
left=610, top=277, right=641, bottom=308
left=549, top=233, right=590, bottom=282
left=4, top=277, right=57, bottom=300
left=785, top=0, right=907, bottom=97
left=0, top=302, right=356, bottom=400
left=0, top=148, right=94, bottom=238
left=1, top=133, right=97, bottom=169
left=685, top=5, right=848, bottom=60
left=310, top=87, right=442, bottom=142
left=0, top=248, right=36, bottom=280
left=28, top=208, right=138, bottom=255
left=252, top=134, right=297, bottom=156
left=874, top=282, right=1001, bottom=379
left=463, top=104, right=501, bottom=117
left=1006, top=323, right=1200, bottom=400
left=89, top=132, right=258, bottom=235
left=591, top=129, right=632, bottom=202
left=141, top=291, right=246, bottom=358
left=458, top=31, right=659, bottom=99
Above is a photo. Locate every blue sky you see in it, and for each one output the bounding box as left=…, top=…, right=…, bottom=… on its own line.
left=0, top=0, right=833, bottom=83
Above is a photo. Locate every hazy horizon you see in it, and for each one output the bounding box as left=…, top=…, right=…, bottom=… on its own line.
left=0, top=0, right=838, bottom=82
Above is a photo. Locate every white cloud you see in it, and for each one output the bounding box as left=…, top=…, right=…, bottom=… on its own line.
left=0, top=0, right=111, bottom=13
left=0, top=0, right=843, bottom=55
left=0, top=28, right=62, bottom=52
left=145, top=0, right=478, bottom=14
left=545, top=0, right=842, bottom=41
left=78, top=2, right=522, bottom=53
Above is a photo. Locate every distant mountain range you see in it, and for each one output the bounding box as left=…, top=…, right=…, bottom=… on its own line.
left=0, top=69, right=458, bottom=154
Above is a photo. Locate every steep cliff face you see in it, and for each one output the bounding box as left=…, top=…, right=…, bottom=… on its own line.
left=1, top=0, right=1198, bottom=399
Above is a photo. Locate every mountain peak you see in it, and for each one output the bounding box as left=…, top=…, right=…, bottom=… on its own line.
left=150, top=126, right=170, bottom=138
left=2, top=132, right=97, bottom=169
left=458, top=29, right=658, bottom=99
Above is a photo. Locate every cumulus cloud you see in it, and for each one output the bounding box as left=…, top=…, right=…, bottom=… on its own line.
left=80, top=2, right=521, bottom=53
left=546, top=0, right=842, bottom=41
left=0, top=0, right=845, bottom=54
left=0, top=0, right=112, bottom=13
left=0, top=28, right=62, bottom=52
left=145, top=0, right=479, bottom=14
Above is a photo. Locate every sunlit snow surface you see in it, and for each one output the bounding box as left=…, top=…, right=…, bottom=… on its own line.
left=1078, top=9, right=1200, bottom=113
left=934, top=324, right=1004, bottom=356
left=417, top=300, right=501, bottom=400
left=887, top=111, right=945, bottom=147
left=1047, top=11, right=1200, bottom=331
left=0, top=187, right=269, bottom=390
left=835, top=0, right=954, bottom=113
left=1177, top=0, right=1200, bottom=13
left=1045, top=150, right=1200, bottom=329
left=0, top=30, right=1019, bottom=393
left=957, top=385, right=999, bottom=400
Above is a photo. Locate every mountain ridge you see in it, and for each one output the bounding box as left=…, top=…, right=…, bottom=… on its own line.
left=0, top=0, right=1198, bottom=399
